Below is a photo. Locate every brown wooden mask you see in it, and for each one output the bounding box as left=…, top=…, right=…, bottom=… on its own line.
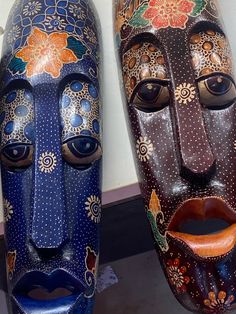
left=114, top=1, right=236, bottom=312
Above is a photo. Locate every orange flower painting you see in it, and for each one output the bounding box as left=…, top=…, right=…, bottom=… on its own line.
left=143, top=0, right=195, bottom=29
left=16, top=28, right=78, bottom=78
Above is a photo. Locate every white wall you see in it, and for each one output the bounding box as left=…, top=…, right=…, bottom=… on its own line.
left=0, top=0, right=235, bottom=223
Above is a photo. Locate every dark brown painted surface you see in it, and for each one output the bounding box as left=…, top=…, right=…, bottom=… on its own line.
left=114, top=1, right=236, bottom=313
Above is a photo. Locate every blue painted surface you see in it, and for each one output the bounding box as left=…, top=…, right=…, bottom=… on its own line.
left=0, top=0, right=102, bottom=313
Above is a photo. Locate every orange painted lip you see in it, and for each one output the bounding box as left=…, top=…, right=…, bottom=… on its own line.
left=167, top=197, right=236, bottom=258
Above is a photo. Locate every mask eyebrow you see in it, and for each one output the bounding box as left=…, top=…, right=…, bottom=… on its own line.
left=58, top=73, right=97, bottom=94
left=124, top=32, right=160, bottom=54
left=0, top=79, right=32, bottom=98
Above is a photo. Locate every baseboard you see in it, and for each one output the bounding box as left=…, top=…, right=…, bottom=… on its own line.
left=0, top=183, right=141, bottom=236
left=102, top=183, right=141, bottom=206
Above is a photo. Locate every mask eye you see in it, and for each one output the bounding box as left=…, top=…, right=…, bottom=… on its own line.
left=62, top=136, right=102, bottom=170
left=131, top=80, right=170, bottom=112
left=198, top=75, right=236, bottom=109
left=1, top=143, right=33, bottom=170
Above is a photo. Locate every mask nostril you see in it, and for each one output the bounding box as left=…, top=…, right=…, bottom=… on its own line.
left=36, top=248, right=60, bottom=260
left=180, top=160, right=216, bottom=185
left=28, top=241, right=62, bottom=260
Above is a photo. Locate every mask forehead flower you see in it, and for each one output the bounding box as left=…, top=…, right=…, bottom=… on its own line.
left=16, top=28, right=78, bottom=78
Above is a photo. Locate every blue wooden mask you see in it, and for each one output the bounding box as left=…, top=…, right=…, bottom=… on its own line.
left=0, top=1, right=102, bottom=313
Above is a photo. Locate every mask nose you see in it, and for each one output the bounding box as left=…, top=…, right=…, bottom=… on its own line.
left=30, top=85, right=68, bottom=249
left=175, top=89, right=216, bottom=183
left=165, top=35, right=216, bottom=183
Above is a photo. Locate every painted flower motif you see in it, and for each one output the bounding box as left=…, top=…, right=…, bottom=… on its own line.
left=16, top=28, right=77, bottom=78
left=136, top=136, right=154, bottom=162
left=38, top=151, right=57, bottom=173
left=7, top=25, right=20, bottom=44
left=166, top=258, right=190, bottom=293
left=23, top=1, right=42, bottom=16
left=3, top=199, right=14, bottom=222
left=45, top=15, right=66, bottom=31
left=83, top=27, right=97, bottom=44
left=7, top=251, right=17, bottom=279
left=85, top=246, right=98, bottom=274
left=204, top=291, right=235, bottom=312
left=143, top=0, right=195, bottom=29
left=175, top=82, right=196, bottom=104
left=85, top=195, right=102, bottom=223
left=84, top=246, right=99, bottom=298
left=69, top=4, right=86, bottom=20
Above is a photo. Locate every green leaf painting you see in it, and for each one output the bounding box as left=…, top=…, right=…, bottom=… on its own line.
left=8, top=56, right=27, bottom=75
left=190, top=0, right=207, bottom=17
left=147, top=210, right=169, bottom=253
left=129, top=4, right=150, bottom=28
left=67, top=37, right=87, bottom=59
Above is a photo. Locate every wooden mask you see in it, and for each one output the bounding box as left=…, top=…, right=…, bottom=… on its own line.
left=114, top=1, right=236, bottom=312
left=0, top=0, right=102, bottom=313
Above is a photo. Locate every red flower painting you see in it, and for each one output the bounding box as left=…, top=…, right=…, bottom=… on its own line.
left=166, top=258, right=190, bottom=293
left=143, top=0, right=196, bottom=29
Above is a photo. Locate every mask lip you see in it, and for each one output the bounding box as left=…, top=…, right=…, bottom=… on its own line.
left=168, top=196, right=236, bottom=230
left=12, top=269, right=86, bottom=300
left=167, top=197, right=236, bottom=258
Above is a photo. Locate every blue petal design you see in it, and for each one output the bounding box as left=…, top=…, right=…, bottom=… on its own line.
left=57, top=7, right=67, bottom=15
left=14, top=38, right=22, bottom=50
left=22, top=17, right=31, bottom=26
left=65, top=25, right=74, bottom=33
left=45, top=0, right=56, bottom=5
left=58, top=1, right=68, bottom=8
left=33, top=14, right=46, bottom=23
left=46, top=7, right=55, bottom=15
left=23, top=26, right=31, bottom=37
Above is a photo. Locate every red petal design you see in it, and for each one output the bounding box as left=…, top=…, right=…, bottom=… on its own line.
left=173, top=258, right=180, bottom=267
left=177, top=0, right=195, bottom=14
left=180, top=266, right=187, bottom=274
left=143, top=7, right=159, bottom=19
left=170, top=13, right=188, bottom=29
left=152, top=15, right=169, bottom=29
left=149, top=0, right=163, bottom=7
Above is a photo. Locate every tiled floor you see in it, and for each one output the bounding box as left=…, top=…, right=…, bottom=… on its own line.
left=94, top=250, right=189, bottom=314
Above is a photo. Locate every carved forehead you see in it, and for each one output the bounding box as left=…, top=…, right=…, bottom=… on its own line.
left=1, top=0, right=100, bottom=86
